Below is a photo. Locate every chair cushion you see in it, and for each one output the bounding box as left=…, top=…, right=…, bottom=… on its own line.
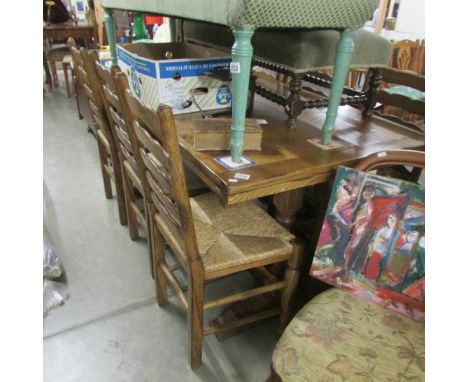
left=155, top=192, right=294, bottom=276
left=383, top=85, right=425, bottom=101
left=272, top=288, right=424, bottom=382
left=184, top=21, right=392, bottom=73
left=102, top=0, right=378, bottom=29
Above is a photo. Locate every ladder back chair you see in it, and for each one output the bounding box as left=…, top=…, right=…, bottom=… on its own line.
left=374, top=67, right=425, bottom=132
left=79, top=48, right=127, bottom=226
left=94, top=64, right=147, bottom=240
left=124, top=91, right=303, bottom=369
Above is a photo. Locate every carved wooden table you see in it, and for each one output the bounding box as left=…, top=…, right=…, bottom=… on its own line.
left=175, top=98, right=425, bottom=229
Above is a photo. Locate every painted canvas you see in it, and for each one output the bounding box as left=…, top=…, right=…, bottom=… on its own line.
left=311, top=166, right=425, bottom=320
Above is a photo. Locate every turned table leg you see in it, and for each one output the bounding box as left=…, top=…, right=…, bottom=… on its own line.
left=229, top=27, right=254, bottom=163
left=286, top=73, right=305, bottom=129
left=321, top=29, right=356, bottom=143
left=273, top=189, right=305, bottom=231
left=104, top=8, right=117, bottom=65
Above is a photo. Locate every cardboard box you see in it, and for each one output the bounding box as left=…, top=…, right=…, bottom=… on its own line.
left=117, top=42, right=232, bottom=115
left=194, top=118, right=262, bottom=151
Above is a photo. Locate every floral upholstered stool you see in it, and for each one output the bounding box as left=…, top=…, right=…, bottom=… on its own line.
left=271, top=288, right=424, bottom=382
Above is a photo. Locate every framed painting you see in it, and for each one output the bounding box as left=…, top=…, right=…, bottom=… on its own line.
left=311, top=166, right=425, bottom=320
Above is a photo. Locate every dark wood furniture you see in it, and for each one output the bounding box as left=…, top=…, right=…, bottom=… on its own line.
left=124, top=90, right=303, bottom=369
left=44, top=25, right=97, bottom=93
left=368, top=67, right=425, bottom=131
left=174, top=98, right=425, bottom=229
left=79, top=49, right=127, bottom=226
left=43, top=24, right=96, bottom=47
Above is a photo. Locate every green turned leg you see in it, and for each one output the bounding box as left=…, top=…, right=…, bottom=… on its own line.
left=103, top=8, right=117, bottom=65
left=321, top=29, right=356, bottom=143
left=230, top=27, right=254, bottom=163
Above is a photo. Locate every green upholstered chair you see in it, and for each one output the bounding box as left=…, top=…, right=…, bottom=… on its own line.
left=268, top=150, right=425, bottom=382
left=183, top=20, right=392, bottom=127
left=364, top=67, right=425, bottom=134
left=102, top=0, right=382, bottom=161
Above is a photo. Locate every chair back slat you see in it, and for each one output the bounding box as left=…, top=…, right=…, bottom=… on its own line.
left=133, top=121, right=170, bottom=170
left=124, top=89, right=201, bottom=263
left=380, top=67, right=424, bottom=92
left=140, top=149, right=174, bottom=198
left=147, top=176, right=182, bottom=228
left=102, top=84, right=122, bottom=112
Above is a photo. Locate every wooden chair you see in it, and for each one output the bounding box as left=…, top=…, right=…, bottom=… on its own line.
left=94, top=63, right=147, bottom=240
left=392, top=39, right=420, bottom=72
left=93, top=64, right=209, bottom=241
left=124, top=90, right=303, bottom=369
left=370, top=67, right=425, bottom=132
left=413, top=39, right=425, bottom=75
left=268, top=150, right=425, bottom=382
left=79, top=48, right=128, bottom=226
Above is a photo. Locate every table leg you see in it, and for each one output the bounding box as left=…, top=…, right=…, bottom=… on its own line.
left=230, top=27, right=254, bottom=163
left=104, top=8, right=117, bottom=65
left=273, top=189, right=305, bottom=230
left=321, top=29, right=356, bottom=143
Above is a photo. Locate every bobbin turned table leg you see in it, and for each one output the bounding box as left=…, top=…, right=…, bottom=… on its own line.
left=230, top=27, right=254, bottom=163
left=273, top=189, right=305, bottom=231
left=104, top=8, right=117, bottom=65
left=321, top=29, right=356, bottom=143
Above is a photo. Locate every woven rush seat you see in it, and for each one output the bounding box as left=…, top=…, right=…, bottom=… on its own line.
left=155, top=192, right=294, bottom=278
left=272, top=288, right=425, bottom=382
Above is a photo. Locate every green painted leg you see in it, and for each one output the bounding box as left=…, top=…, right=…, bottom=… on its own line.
left=169, top=18, right=178, bottom=42
left=104, top=8, right=117, bottom=65
left=321, top=29, right=356, bottom=143
left=230, top=27, right=254, bottom=163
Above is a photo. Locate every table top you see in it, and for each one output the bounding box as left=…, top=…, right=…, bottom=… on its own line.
left=102, top=0, right=379, bottom=29
left=175, top=98, right=424, bottom=208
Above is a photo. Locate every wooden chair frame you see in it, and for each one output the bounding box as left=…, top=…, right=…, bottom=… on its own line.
left=124, top=90, right=302, bottom=369
left=94, top=63, right=148, bottom=240
left=79, top=48, right=127, bottom=226
left=364, top=67, right=425, bottom=129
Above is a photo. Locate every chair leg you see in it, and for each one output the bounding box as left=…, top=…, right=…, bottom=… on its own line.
left=97, top=139, right=113, bottom=199
left=50, top=61, right=59, bottom=88
left=74, top=79, right=83, bottom=120
left=112, top=156, right=128, bottom=226
left=121, top=164, right=139, bottom=240
left=151, top=220, right=169, bottom=305
left=279, top=240, right=304, bottom=330
left=188, top=259, right=205, bottom=369
left=63, top=62, right=71, bottom=98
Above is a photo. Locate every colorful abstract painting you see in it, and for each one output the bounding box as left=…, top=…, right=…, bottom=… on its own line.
left=311, top=166, right=425, bottom=320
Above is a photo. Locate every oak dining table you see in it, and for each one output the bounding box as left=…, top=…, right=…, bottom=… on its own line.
left=175, top=97, right=425, bottom=229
